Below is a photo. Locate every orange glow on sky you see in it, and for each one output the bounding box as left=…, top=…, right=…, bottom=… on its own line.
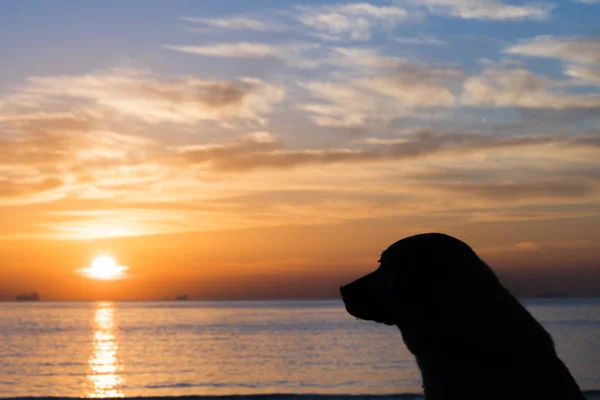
left=0, top=2, right=599, bottom=300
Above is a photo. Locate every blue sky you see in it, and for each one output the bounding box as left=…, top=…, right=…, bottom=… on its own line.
left=0, top=0, right=600, bottom=294
left=1, top=0, right=598, bottom=82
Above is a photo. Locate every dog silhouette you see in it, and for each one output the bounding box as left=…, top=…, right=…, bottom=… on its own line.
left=341, top=233, right=585, bottom=400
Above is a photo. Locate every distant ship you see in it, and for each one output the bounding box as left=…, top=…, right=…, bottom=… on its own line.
left=175, top=295, right=188, bottom=301
left=16, top=292, right=41, bottom=301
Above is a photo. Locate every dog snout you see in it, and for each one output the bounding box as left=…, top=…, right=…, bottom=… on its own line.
left=340, top=285, right=345, bottom=297
left=341, top=274, right=377, bottom=305
left=340, top=280, right=363, bottom=300
left=340, top=284, right=352, bottom=298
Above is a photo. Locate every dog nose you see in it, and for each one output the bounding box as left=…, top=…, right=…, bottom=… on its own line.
left=340, top=285, right=347, bottom=296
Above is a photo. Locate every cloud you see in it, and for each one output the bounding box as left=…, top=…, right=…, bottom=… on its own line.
left=299, top=61, right=461, bottom=127
left=150, top=127, right=600, bottom=233
left=505, top=36, right=600, bottom=85
left=408, top=0, right=553, bottom=20
left=395, top=35, right=445, bottom=45
left=295, top=3, right=411, bottom=41
left=1, top=107, right=598, bottom=237
left=1, top=54, right=597, bottom=241
left=356, top=63, right=461, bottom=106
left=165, top=41, right=444, bottom=74
left=14, top=68, right=284, bottom=125
left=162, top=42, right=320, bottom=68
left=0, top=178, right=64, bottom=199
left=506, top=35, right=600, bottom=65
left=0, top=113, right=92, bottom=166
left=442, top=177, right=598, bottom=202
left=515, top=242, right=541, bottom=251
left=176, top=132, right=280, bottom=167
left=0, top=113, right=157, bottom=167
left=175, top=129, right=600, bottom=171
left=180, top=16, right=286, bottom=32
left=462, top=66, right=600, bottom=109
left=325, top=47, right=404, bottom=70
left=0, top=112, right=92, bottom=132
left=0, top=110, right=165, bottom=207
left=163, top=42, right=281, bottom=58
left=469, top=209, right=600, bottom=222
left=565, top=65, right=600, bottom=86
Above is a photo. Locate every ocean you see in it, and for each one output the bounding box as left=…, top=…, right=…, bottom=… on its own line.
left=0, top=299, right=599, bottom=399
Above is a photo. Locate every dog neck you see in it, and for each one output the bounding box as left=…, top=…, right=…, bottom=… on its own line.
left=399, top=326, right=494, bottom=399
left=395, top=324, right=578, bottom=400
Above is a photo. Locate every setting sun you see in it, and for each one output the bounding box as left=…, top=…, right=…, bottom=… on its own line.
left=78, top=256, right=128, bottom=280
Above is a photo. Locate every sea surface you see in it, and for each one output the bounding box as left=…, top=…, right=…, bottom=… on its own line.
left=0, top=299, right=599, bottom=399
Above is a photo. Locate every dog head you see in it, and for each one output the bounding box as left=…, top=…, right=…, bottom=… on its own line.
left=340, top=233, right=502, bottom=329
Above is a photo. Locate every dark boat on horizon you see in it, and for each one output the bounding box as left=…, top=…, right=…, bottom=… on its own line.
left=175, top=295, right=188, bottom=301
left=16, top=292, right=41, bottom=301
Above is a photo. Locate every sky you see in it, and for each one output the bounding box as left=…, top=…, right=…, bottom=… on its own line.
left=1, top=0, right=599, bottom=300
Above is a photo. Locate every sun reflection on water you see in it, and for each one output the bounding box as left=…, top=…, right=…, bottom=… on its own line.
left=88, top=302, right=124, bottom=398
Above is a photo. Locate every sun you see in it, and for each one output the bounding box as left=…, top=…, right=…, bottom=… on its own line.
left=78, top=256, right=128, bottom=280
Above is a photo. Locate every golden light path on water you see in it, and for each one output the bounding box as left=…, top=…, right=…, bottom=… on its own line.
left=88, top=302, right=124, bottom=398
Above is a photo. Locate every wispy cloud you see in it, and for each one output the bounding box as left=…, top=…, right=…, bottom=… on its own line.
left=180, top=16, right=287, bottom=32
left=408, top=0, right=553, bottom=20
left=506, top=35, right=600, bottom=65
left=299, top=60, right=461, bottom=127
left=13, top=68, right=285, bottom=125
left=395, top=34, right=445, bottom=45
left=0, top=111, right=162, bottom=207
left=323, top=47, right=405, bottom=70
left=565, top=65, right=600, bottom=86
left=1, top=98, right=599, bottom=237
left=295, top=3, right=411, bottom=41
left=441, top=177, right=598, bottom=202
left=462, top=66, right=600, bottom=109
left=163, top=42, right=281, bottom=58
left=175, top=129, right=600, bottom=171
left=0, top=112, right=92, bottom=133
left=162, top=42, right=320, bottom=68
left=0, top=177, right=64, bottom=199
left=506, top=36, right=600, bottom=85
